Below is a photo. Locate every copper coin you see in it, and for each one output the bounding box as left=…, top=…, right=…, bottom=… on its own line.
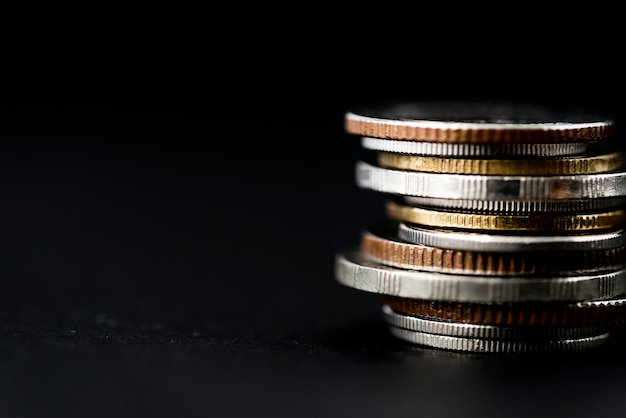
left=382, top=295, right=626, bottom=327
left=361, top=221, right=626, bottom=276
left=345, top=100, right=614, bottom=144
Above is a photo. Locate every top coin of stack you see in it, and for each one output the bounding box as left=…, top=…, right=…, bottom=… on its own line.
left=335, top=100, right=626, bottom=353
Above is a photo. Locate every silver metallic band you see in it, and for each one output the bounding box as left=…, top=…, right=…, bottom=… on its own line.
left=381, top=305, right=605, bottom=339
left=362, top=136, right=589, bottom=156
left=397, top=222, right=626, bottom=252
left=387, top=326, right=610, bottom=353
left=335, top=248, right=626, bottom=303
left=401, top=196, right=626, bottom=214
left=356, top=161, right=626, bottom=200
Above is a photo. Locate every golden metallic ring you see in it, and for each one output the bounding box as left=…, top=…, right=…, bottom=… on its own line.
left=360, top=225, right=626, bottom=276
left=377, top=150, right=623, bottom=175
left=381, top=295, right=626, bottom=327
left=385, top=200, right=626, bottom=232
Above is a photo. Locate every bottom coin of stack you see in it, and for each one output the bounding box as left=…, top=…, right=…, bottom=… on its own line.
left=381, top=304, right=611, bottom=353
left=335, top=220, right=626, bottom=353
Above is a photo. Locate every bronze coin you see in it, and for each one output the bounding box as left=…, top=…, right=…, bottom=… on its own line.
left=361, top=222, right=626, bottom=276
left=346, top=100, right=615, bottom=144
left=382, top=295, right=626, bottom=327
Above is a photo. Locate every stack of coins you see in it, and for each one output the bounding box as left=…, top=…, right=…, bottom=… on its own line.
left=334, top=100, right=626, bottom=353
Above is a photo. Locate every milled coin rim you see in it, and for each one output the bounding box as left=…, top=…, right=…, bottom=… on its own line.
left=381, top=294, right=626, bottom=327
left=346, top=101, right=614, bottom=144
left=401, top=196, right=626, bottom=214
left=348, top=112, right=613, bottom=134
left=361, top=136, right=590, bottom=157
left=381, top=305, right=605, bottom=340
left=334, top=248, right=626, bottom=303
left=397, top=222, right=626, bottom=252
left=361, top=223, right=626, bottom=275
left=356, top=161, right=626, bottom=200
left=376, top=150, right=623, bottom=176
left=387, top=326, right=610, bottom=353
left=386, top=200, right=626, bottom=232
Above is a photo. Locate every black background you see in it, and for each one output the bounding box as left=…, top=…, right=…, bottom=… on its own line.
left=1, top=11, right=625, bottom=418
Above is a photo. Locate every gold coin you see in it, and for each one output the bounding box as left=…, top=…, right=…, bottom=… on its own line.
left=385, top=200, right=626, bottom=232
left=377, top=150, right=623, bottom=175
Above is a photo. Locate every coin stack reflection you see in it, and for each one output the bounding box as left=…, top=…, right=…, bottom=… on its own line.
left=334, top=101, right=626, bottom=353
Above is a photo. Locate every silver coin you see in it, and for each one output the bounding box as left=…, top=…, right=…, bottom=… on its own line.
left=387, top=326, right=610, bottom=353
left=401, top=196, right=626, bottom=214
left=334, top=248, right=626, bottom=303
left=382, top=305, right=605, bottom=340
left=397, top=222, right=626, bottom=252
left=362, top=137, right=589, bottom=157
left=356, top=161, right=626, bottom=200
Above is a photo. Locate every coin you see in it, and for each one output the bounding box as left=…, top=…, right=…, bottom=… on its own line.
left=361, top=136, right=589, bottom=157
left=356, top=160, right=626, bottom=200
left=381, top=305, right=604, bottom=340
left=334, top=248, right=626, bottom=303
left=381, top=295, right=626, bottom=326
left=346, top=100, right=614, bottom=144
left=397, top=222, right=626, bottom=252
left=386, top=200, right=626, bottom=232
left=338, top=99, right=626, bottom=352
left=376, top=150, right=623, bottom=175
left=361, top=221, right=626, bottom=275
left=387, top=326, right=610, bottom=353
left=401, top=196, right=626, bottom=214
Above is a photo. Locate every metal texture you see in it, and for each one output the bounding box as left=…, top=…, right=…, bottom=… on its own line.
left=382, top=294, right=626, bottom=326
left=361, top=222, right=626, bottom=275
left=397, top=222, right=626, bottom=252
left=401, top=196, right=626, bottom=214
left=334, top=248, right=626, bottom=303
left=361, top=136, right=589, bottom=157
left=381, top=304, right=605, bottom=339
left=376, top=150, right=623, bottom=175
left=346, top=100, right=615, bottom=144
left=386, top=200, right=626, bottom=232
left=356, top=161, right=626, bottom=200
left=387, top=326, right=610, bottom=353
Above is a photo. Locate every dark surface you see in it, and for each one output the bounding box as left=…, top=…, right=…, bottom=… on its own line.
left=1, top=32, right=625, bottom=416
